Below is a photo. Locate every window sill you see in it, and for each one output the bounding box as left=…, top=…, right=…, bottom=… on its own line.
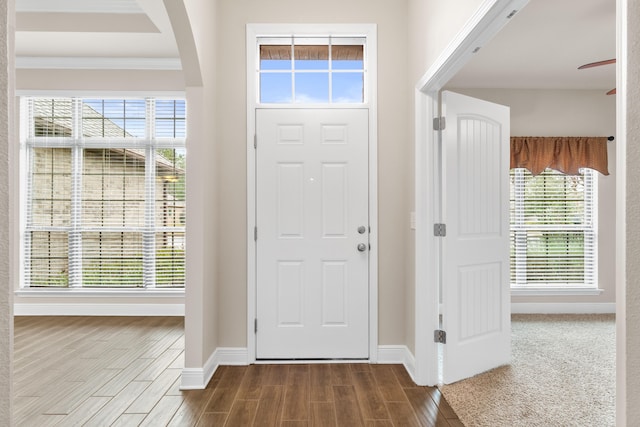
left=15, top=288, right=185, bottom=298
left=511, top=287, right=603, bottom=296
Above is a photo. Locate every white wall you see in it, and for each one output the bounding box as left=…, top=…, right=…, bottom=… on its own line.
left=450, top=88, right=616, bottom=306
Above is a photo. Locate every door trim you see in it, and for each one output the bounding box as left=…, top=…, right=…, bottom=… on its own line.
left=413, top=0, right=530, bottom=386
left=245, top=23, right=378, bottom=363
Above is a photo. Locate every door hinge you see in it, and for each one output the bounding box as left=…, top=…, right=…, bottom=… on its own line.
left=434, top=223, right=446, bottom=237
left=433, top=117, right=446, bottom=131
left=254, top=318, right=258, bottom=333
left=434, top=329, right=447, bottom=344
left=254, top=226, right=257, bottom=241
left=254, top=134, right=257, bottom=149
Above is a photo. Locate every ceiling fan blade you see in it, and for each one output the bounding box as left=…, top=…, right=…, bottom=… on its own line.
left=606, top=88, right=616, bottom=95
left=578, top=58, right=616, bottom=70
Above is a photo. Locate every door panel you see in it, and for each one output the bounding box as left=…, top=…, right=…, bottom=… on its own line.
left=256, top=108, right=369, bottom=359
left=441, top=91, right=511, bottom=383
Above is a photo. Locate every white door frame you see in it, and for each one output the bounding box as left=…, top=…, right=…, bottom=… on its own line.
left=614, top=0, right=628, bottom=424
left=246, top=23, right=378, bottom=363
left=412, top=0, right=530, bottom=386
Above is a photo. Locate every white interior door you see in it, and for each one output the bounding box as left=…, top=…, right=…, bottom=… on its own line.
left=256, top=108, right=369, bottom=359
left=440, top=91, right=511, bottom=384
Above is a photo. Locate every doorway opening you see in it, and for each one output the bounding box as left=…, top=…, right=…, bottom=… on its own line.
left=412, top=0, right=530, bottom=386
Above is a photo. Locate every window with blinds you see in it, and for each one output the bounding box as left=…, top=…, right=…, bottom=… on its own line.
left=23, top=97, right=186, bottom=289
left=510, top=168, right=597, bottom=288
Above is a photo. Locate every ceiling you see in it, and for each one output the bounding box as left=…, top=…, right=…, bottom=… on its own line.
left=14, top=0, right=616, bottom=91
left=15, top=0, right=181, bottom=70
left=447, top=0, right=616, bottom=91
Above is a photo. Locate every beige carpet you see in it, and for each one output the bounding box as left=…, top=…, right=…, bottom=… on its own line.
left=440, top=314, right=615, bottom=427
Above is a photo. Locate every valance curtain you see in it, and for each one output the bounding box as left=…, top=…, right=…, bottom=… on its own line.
left=510, top=136, right=609, bottom=176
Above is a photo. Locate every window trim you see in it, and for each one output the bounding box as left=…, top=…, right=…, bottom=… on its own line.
left=15, top=288, right=184, bottom=297
left=510, top=287, right=603, bottom=296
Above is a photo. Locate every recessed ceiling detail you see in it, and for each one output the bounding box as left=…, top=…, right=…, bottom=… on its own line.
left=16, top=12, right=159, bottom=33
left=16, top=0, right=144, bottom=14
left=14, top=0, right=180, bottom=70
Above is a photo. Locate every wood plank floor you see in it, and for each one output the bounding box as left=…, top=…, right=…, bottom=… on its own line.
left=14, top=316, right=463, bottom=426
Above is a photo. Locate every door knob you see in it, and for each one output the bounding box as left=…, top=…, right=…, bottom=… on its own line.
left=357, top=243, right=367, bottom=252
left=357, top=226, right=366, bottom=234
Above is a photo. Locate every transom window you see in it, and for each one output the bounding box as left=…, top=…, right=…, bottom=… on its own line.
left=510, top=167, right=597, bottom=289
left=22, top=97, right=186, bottom=289
left=257, top=37, right=366, bottom=104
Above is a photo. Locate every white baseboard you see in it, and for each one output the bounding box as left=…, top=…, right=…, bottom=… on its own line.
left=14, top=303, right=185, bottom=316
left=181, top=350, right=217, bottom=390
left=511, top=302, right=616, bottom=314
left=377, top=345, right=417, bottom=383
left=180, top=346, right=416, bottom=389
left=180, top=347, right=249, bottom=390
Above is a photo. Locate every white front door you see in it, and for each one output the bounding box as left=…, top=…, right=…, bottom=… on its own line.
left=255, top=108, right=369, bottom=359
left=440, top=91, right=511, bottom=383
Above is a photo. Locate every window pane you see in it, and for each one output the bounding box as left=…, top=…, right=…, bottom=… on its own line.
left=82, top=149, right=146, bottom=228
left=82, top=100, right=108, bottom=137
left=296, top=59, right=329, bottom=70
left=155, top=148, right=186, bottom=227
left=30, top=148, right=71, bottom=227
left=82, top=232, right=143, bottom=287
left=27, top=231, right=68, bottom=287
left=32, top=99, right=73, bottom=137
left=294, top=45, right=329, bottom=70
left=260, top=73, right=292, bottom=103
left=261, top=59, right=292, bottom=70
left=510, top=230, right=587, bottom=284
left=260, top=45, right=292, bottom=70
left=156, top=232, right=185, bottom=287
left=156, top=100, right=186, bottom=138
left=295, top=72, right=329, bottom=103
left=333, top=59, right=364, bottom=70
left=332, top=72, right=364, bottom=103
left=82, top=99, right=146, bottom=138
left=521, top=172, right=586, bottom=225
left=332, top=45, right=364, bottom=70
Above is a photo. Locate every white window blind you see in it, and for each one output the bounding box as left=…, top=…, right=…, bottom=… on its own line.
left=510, top=168, right=597, bottom=288
left=23, top=97, right=186, bottom=288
